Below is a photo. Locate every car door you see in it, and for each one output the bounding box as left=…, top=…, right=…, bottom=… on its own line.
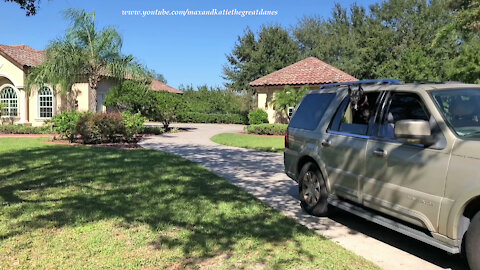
left=363, top=91, right=449, bottom=232
left=322, top=91, right=382, bottom=203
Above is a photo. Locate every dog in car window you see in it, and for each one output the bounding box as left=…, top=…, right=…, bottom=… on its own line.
left=348, top=85, right=370, bottom=123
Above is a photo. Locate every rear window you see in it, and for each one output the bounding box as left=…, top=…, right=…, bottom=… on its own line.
left=289, top=93, right=335, bottom=130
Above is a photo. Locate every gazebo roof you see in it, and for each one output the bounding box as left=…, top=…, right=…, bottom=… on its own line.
left=250, top=57, right=357, bottom=88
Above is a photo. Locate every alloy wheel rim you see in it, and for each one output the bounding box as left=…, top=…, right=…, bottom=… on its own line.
left=302, top=171, right=321, bottom=206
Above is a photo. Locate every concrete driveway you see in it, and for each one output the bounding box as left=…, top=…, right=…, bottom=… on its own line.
left=139, top=123, right=468, bottom=270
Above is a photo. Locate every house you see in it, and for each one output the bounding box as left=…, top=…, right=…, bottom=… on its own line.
left=0, top=44, right=182, bottom=126
left=249, top=57, right=357, bottom=123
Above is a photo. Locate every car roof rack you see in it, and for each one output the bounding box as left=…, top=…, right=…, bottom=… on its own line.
left=320, top=79, right=402, bottom=89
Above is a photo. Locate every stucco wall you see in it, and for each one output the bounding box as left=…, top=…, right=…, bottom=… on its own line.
left=0, top=54, right=24, bottom=87
left=73, top=83, right=90, bottom=112
left=0, top=56, right=26, bottom=124
left=255, top=85, right=318, bottom=124
left=96, top=79, right=116, bottom=112
left=256, top=88, right=282, bottom=124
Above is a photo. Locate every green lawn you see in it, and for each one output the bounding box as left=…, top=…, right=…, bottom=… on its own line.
left=0, top=138, right=377, bottom=269
left=211, top=133, right=285, bottom=153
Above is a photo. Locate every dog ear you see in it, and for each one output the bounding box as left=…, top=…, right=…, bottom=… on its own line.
left=358, top=85, right=364, bottom=95
left=348, top=86, right=352, bottom=95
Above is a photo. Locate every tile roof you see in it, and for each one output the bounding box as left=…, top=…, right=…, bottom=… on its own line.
left=150, top=79, right=183, bottom=94
left=250, top=57, right=357, bottom=87
left=0, top=44, right=45, bottom=68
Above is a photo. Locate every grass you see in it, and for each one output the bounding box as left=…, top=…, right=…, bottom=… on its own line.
left=211, top=133, right=285, bottom=153
left=0, top=138, right=378, bottom=269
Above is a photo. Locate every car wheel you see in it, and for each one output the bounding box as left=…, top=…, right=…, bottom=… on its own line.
left=298, top=162, right=329, bottom=216
left=466, top=212, right=480, bottom=270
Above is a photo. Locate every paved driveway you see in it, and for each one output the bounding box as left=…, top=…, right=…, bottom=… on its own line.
left=139, top=123, right=468, bottom=270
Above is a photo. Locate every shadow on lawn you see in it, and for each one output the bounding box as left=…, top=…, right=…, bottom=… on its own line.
left=0, top=144, right=319, bottom=264
left=140, top=137, right=469, bottom=270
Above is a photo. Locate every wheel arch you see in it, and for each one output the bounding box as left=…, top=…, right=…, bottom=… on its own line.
left=460, top=196, right=480, bottom=244
left=463, top=196, right=480, bottom=220
left=449, top=195, right=480, bottom=245
left=296, top=154, right=331, bottom=192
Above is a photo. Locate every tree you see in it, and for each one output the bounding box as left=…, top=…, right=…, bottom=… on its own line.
left=446, top=39, right=480, bottom=83
left=4, top=0, right=42, bottom=16
left=154, top=73, right=167, bottom=83
left=223, top=25, right=300, bottom=92
left=271, top=86, right=309, bottom=120
left=294, top=0, right=454, bottom=82
left=104, top=80, right=159, bottom=119
left=294, top=4, right=373, bottom=79
left=27, top=9, right=150, bottom=112
left=155, top=92, right=183, bottom=130
left=434, top=0, right=480, bottom=45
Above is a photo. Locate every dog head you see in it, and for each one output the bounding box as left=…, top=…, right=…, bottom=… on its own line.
left=348, top=85, right=364, bottom=111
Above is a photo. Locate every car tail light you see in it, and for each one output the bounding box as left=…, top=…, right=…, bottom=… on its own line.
left=285, top=130, right=290, bottom=149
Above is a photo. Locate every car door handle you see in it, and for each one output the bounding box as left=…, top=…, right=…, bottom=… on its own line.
left=321, top=139, right=331, bottom=147
left=373, top=149, right=387, bottom=157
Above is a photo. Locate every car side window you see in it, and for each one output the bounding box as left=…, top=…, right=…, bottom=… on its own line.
left=329, top=92, right=380, bottom=135
left=289, top=93, right=335, bottom=130
left=379, top=93, right=430, bottom=139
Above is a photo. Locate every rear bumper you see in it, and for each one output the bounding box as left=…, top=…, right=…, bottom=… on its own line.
left=284, top=150, right=298, bottom=182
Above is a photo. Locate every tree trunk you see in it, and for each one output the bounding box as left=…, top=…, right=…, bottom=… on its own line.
left=89, top=87, right=97, bottom=113
left=88, top=74, right=100, bottom=113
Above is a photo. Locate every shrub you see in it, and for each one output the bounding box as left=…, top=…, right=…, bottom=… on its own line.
left=176, top=112, right=248, bottom=124
left=76, top=113, right=126, bottom=144
left=271, top=86, right=309, bottom=120
left=245, top=124, right=287, bottom=135
left=122, top=111, right=146, bottom=139
left=142, top=126, right=165, bottom=135
left=104, top=80, right=159, bottom=119
left=49, top=111, right=83, bottom=142
left=155, top=92, right=183, bottom=129
left=0, top=125, right=51, bottom=134
left=248, top=109, right=269, bottom=125
left=179, top=85, right=251, bottom=114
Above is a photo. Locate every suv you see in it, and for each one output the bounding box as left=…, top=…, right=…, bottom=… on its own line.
left=284, top=79, right=480, bottom=269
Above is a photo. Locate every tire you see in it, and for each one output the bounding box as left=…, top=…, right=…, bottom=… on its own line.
left=466, top=212, right=480, bottom=270
left=298, top=162, right=329, bottom=216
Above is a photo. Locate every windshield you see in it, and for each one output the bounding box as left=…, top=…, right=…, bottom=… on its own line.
left=432, top=89, right=480, bottom=138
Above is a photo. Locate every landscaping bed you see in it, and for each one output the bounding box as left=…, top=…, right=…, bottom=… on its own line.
left=0, top=137, right=377, bottom=269
left=245, top=123, right=288, bottom=135
left=0, top=125, right=53, bottom=134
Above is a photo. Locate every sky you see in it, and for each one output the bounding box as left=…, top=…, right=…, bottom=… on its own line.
left=0, top=0, right=380, bottom=89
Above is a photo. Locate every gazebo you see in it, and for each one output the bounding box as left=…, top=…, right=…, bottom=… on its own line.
left=249, top=57, right=357, bottom=123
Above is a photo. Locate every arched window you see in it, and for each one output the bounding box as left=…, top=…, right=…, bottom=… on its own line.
left=38, top=87, right=54, bottom=118
left=0, top=87, right=18, bottom=116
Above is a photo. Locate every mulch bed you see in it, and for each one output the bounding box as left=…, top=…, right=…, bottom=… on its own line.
left=45, top=139, right=143, bottom=150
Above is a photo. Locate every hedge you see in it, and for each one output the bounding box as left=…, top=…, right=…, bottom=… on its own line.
left=248, top=109, right=269, bottom=125
left=0, top=125, right=52, bottom=134
left=176, top=112, right=248, bottom=124
left=245, top=124, right=288, bottom=135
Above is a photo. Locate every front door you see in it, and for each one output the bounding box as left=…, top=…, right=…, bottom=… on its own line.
left=363, top=92, right=449, bottom=231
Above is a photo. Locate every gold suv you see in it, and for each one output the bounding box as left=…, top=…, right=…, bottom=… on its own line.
left=284, top=79, right=480, bottom=269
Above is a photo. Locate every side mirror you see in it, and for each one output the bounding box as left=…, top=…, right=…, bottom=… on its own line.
left=394, top=120, right=433, bottom=146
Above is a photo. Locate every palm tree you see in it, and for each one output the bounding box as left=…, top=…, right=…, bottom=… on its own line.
left=271, top=86, right=309, bottom=120
left=27, top=9, right=151, bottom=111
